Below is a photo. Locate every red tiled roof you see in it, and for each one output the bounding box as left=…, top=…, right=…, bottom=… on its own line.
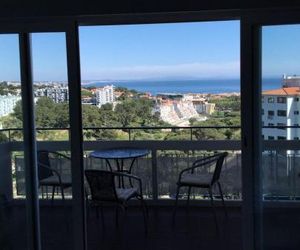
left=262, top=87, right=300, bottom=96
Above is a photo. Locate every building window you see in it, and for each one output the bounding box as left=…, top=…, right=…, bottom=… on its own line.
left=278, top=136, right=286, bottom=140
left=262, top=109, right=264, bottom=115
left=277, top=110, right=286, bottom=116
left=262, top=97, right=264, bottom=103
left=294, top=111, right=299, bottom=115
left=268, top=136, right=275, bottom=140
left=277, top=123, right=286, bottom=130
left=294, top=124, right=299, bottom=127
left=294, top=137, right=299, bottom=140
left=295, top=97, right=299, bottom=102
left=268, top=123, right=274, bottom=126
left=268, top=110, right=274, bottom=116
left=277, top=97, right=286, bottom=103
left=268, top=97, right=274, bottom=103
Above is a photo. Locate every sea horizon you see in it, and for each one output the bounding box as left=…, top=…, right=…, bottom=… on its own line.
left=84, top=78, right=282, bottom=95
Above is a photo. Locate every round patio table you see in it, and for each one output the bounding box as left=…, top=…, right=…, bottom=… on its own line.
left=89, top=148, right=150, bottom=187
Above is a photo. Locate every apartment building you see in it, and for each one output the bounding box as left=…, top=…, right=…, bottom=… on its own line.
left=95, top=85, right=115, bottom=107
left=262, top=76, right=300, bottom=140
left=0, top=95, right=21, bottom=117
left=35, top=86, right=69, bottom=103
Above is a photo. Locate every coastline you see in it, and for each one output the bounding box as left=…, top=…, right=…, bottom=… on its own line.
left=83, top=78, right=281, bottom=95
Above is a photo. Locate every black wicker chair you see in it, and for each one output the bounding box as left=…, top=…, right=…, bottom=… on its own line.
left=85, top=169, right=148, bottom=232
left=37, top=150, right=72, bottom=201
left=173, top=152, right=228, bottom=223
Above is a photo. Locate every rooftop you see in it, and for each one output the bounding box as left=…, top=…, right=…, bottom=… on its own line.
left=262, top=87, right=300, bottom=96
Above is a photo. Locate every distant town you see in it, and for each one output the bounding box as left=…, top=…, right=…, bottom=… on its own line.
left=0, top=80, right=240, bottom=127
left=1, top=74, right=300, bottom=142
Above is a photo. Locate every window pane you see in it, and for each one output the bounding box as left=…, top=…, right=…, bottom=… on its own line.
left=262, top=24, right=300, bottom=249
left=80, top=20, right=241, bottom=249
left=0, top=34, right=28, bottom=249
left=31, top=32, right=72, bottom=249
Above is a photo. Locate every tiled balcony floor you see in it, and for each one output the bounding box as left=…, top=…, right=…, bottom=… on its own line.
left=86, top=206, right=242, bottom=250
left=4, top=203, right=300, bottom=250
left=1, top=203, right=242, bottom=250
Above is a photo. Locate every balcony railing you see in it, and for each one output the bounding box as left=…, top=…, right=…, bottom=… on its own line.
left=1, top=126, right=300, bottom=203
left=0, top=125, right=241, bottom=142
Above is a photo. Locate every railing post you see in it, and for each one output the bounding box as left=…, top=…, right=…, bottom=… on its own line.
left=128, top=129, right=131, bottom=141
left=151, top=150, right=158, bottom=201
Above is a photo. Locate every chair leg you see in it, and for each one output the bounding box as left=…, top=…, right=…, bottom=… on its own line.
left=186, top=186, right=192, bottom=214
left=141, top=195, right=149, bottom=218
left=60, top=185, right=65, bottom=201
left=217, top=182, right=228, bottom=218
left=139, top=195, right=148, bottom=235
left=209, top=187, right=219, bottom=235
left=172, top=185, right=181, bottom=223
left=51, top=186, right=56, bottom=204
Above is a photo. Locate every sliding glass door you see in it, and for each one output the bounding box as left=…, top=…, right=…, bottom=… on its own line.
left=0, top=23, right=86, bottom=250
left=261, top=23, right=300, bottom=250
left=0, top=33, right=28, bottom=249
left=243, top=10, right=300, bottom=250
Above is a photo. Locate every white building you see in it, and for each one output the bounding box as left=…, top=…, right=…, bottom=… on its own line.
left=182, top=93, right=215, bottom=115
left=35, top=86, right=69, bottom=103
left=95, top=85, right=114, bottom=107
left=0, top=95, right=21, bottom=117
left=262, top=87, right=300, bottom=141
left=154, top=99, right=206, bottom=126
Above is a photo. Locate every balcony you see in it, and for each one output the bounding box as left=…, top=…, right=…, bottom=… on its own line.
left=1, top=126, right=300, bottom=249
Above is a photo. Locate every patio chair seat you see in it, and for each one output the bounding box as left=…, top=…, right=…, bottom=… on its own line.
left=37, top=150, right=72, bottom=201
left=173, top=152, right=229, bottom=226
left=180, top=173, right=212, bottom=187
left=85, top=170, right=148, bottom=232
left=39, top=175, right=71, bottom=186
left=116, top=187, right=138, bottom=201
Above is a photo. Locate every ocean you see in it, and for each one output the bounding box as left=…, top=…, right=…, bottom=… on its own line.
left=84, top=78, right=282, bottom=95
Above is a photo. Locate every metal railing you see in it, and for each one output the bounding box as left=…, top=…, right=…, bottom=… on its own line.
left=0, top=125, right=241, bottom=142
left=0, top=126, right=242, bottom=202
left=2, top=126, right=300, bottom=202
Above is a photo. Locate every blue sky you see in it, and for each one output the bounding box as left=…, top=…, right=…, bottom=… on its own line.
left=1, top=21, right=300, bottom=82
left=79, top=21, right=240, bottom=81
left=262, top=24, right=300, bottom=77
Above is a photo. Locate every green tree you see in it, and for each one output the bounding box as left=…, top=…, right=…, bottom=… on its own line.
left=35, top=97, right=57, bottom=128
left=81, top=89, right=93, bottom=97
left=54, top=103, right=69, bottom=128
left=114, top=100, right=136, bottom=127
left=192, top=119, right=227, bottom=140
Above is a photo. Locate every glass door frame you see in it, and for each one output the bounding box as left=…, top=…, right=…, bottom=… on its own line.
left=0, top=20, right=87, bottom=250
left=241, top=8, right=300, bottom=250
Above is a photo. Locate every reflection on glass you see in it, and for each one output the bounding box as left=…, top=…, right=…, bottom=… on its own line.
left=31, top=32, right=72, bottom=249
left=262, top=24, right=300, bottom=249
left=0, top=34, right=27, bottom=249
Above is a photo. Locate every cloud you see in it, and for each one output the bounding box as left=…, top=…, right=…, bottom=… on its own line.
left=82, top=61, right=240, bottom=80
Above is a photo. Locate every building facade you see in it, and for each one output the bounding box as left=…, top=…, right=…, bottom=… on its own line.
left=95, top=85, right=115, bottom=107
left=34, top=86, right=69, bottom=103
left=262, top=77, right=300, bottom=140
left=0, top=95, right=21, bottom=117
